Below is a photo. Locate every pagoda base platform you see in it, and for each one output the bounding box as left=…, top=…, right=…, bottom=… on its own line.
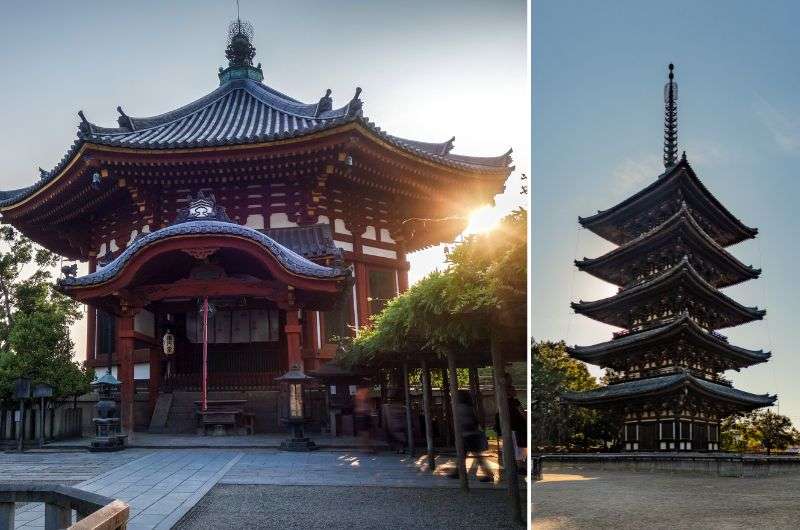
left=540, top=452, right=800, bottom=478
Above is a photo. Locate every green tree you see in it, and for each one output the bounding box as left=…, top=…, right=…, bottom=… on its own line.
left=0, top=227, right=92, bottom=401
left=338, top=209, right=527, bottom=369
left=531, top=340, right=617, bottom=450
left=721, top=411, right=800, bottom=454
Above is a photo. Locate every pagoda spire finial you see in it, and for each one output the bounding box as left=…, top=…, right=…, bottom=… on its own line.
left=663, top=63, right=679, bottom=168
left=218, top=14, right=263, bottom=84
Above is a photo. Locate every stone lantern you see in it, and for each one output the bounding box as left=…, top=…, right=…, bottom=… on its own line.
left=90, top=371, right=126, bottom=452
left=275, top=365, right=316, bottom=451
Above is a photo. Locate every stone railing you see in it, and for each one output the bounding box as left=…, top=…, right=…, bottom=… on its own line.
left=0, top=484, right=128, bottom=530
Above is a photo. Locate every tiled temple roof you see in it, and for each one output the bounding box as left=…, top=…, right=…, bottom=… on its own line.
left=58, top=220, right=347, bottom=288
left=578, top=156, right=757, bottom=247
left=575, top=203, right=761, bottom=288
left=571, top=258, right=765, bottom=329
left=568, top=314, right=770, bottom=364
left=0, top=78, right=511, bottom=208
left=562, top=372, right=776, bottom=408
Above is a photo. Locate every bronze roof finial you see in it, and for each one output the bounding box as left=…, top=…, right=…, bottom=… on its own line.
left=663, top=63, right=679, bottom=168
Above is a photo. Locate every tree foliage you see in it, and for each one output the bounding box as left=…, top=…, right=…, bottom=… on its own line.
left=721, top=410, right=800, bottom=454
left=337, top=209, right=527, bottom=369
left=0, top=227, right=92, bottom=402
left=531, top=340, right=619, bottom=450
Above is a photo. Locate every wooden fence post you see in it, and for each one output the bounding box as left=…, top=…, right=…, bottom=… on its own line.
left=403, top=362, right=414, bottom=456
left=491, top=332, right=523, bottom=524
left=447, top=352, right=468, bottom=492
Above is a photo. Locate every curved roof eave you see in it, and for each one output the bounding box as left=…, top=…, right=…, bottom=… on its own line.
left=57, top=220, right=348, bottom=289
left=562, top=372, right=776, bottom=407
left=577, top=157, right=758, bottom=243
left=568, top=314, right=771, bottom=363
left=1, top=90, right=512, bottom=211
left=575, top=205, right=761, bottom=285
left=571, top=258, right=765, bottom=322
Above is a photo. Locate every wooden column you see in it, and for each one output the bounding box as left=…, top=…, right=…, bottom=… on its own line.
left=353, top=261, right=370, bottom=329
left=491, top=331, right=522, bottom=524
left=403, top=362, right=414, bottom=456
left=447, top=352, right=468, bottom=492
left=397, top=246, right=410, bottom=293
left=116, top=311, right=137, bottom=440
left=85, top=256, right=97, bottom=362
left=441, top=368, right=453, bottom=447
left=285, top=309, right=303, bottom=370
left=421, top=359, right=436, bottom=471
left=469, top=365, right=485, bottom=428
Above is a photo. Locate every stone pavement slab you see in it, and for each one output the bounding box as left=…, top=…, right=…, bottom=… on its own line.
left=10, top=450, right=242, bottom=529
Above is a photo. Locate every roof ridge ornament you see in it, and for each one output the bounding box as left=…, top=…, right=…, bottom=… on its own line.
left=77, top=110, right=92, bottom=135
left=315, top=89, right=333, bottom=117
left=345, top=87, right=363, bottom=117
left=663, top=63, right=678, bottom=168
left=117, top=106, right=134, bottom=131
left=174, top=191, right=232, bottom=224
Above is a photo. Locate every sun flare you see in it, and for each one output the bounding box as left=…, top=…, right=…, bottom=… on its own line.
left=464, top=205, right=502, bottom=235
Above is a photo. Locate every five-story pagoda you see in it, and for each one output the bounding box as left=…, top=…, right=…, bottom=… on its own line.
left=563, top=65, right=776, bottom=452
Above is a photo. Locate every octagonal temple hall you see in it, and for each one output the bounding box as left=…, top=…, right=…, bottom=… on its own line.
left=0, top=21, right=512, bottom=435
left=562, top=65, right=776, bottom=452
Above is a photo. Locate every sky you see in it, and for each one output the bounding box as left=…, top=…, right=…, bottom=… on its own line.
left=0, top=1, right=528, bottom=359
left=533, top=1, right=800, bottom=424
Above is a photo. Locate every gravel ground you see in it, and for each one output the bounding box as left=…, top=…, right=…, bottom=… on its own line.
left=174, top=484, right=525, bottom=529
left=534, top=471, right=800, bottom=529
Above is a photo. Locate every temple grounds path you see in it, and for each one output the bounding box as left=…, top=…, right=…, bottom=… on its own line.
left=1, top=448, right=524, bottom=529
left=534, top=470, right=800, bottom=529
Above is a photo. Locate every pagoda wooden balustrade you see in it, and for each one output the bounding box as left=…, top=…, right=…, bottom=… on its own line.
left=0, top=484, right=128, bottom=530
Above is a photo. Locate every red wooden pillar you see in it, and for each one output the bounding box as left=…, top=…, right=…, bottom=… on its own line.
left=116, top=311, right=136, bottom=439
left=85, top=256, right=97, bottom=362
left=354, top=261, right=370, bottom=328
left=285, top=309, right=303, bottom=370
left=397, top=246, right=409, bottom=293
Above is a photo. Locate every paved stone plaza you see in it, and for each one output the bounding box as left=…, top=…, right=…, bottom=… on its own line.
left=1, top=449, right=518, bottom=529
left=534, top=471, right=800, bottom=529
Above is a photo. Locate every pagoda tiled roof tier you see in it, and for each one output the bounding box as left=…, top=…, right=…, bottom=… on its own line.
left=0, top=79, right=511, bottom=210
left=575, top=203, right=760, bottom=288
left=578, top=156, right=757, bottom=247
left=59, top=219, right=347, bottom=288
left=561, top=371, right=776, bottom=409
left=571, top=258, right=765, bottom=330
left=567, top=314, right=770, bottom=368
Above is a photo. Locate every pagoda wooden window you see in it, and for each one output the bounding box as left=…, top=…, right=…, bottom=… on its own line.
left=368, top=268, right=397, bottom=316
left=624, top=423, right=637, bottom=441
left=660, top=421, right=675, bottom=440
left=679, top=420, right=691, bottom=440
left=97, top=310, right=116, bottom=355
